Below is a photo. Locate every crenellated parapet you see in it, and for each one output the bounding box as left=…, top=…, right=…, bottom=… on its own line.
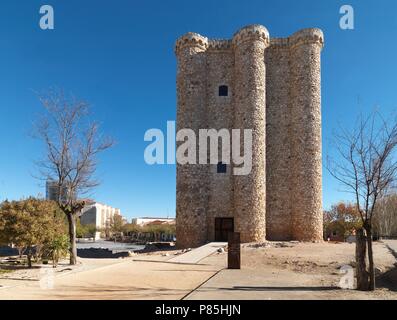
left=207, top=39, right=232, bottom=52
left=175, top=32, right=208, bottom=56
left=270, top=28, right=324, bottom=51
left=175, top=26, right=324, bottom=56
left=289, top=28, right=324, bottom=49
left=232, top=24, right=270, bottom=47
left=269, top=37, right=290, bottom=49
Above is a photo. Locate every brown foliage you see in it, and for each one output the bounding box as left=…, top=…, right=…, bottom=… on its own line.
left=0, top=198, right=67, bottom=267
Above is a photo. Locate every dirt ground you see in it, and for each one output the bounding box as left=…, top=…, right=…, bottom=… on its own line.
left=187, top=240, right=397, bottom=300
left=1, top=241, right=396, bottom=300
left=243, top=241, right=395, bottom=274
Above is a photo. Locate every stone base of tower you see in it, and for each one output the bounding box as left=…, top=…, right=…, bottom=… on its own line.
left=266, top=215, right=324, bottom=242
left=175, top=226, right=323, bottom=249
left=175, top=226, right=207, bottom=249
left=292, top=225, right=324, bottom=242
left=239, top=230, right=266, bottom=243
left=266, top=234, right=293, bottom=242
left=176, top=238, right=206, bottom=250
left=226, top=223, right=266, bottom=244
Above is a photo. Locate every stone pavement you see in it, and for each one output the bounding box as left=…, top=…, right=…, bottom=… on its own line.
left=167, top=242, right=227, bottom=264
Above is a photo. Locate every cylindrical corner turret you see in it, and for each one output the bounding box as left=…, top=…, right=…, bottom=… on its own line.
left=289, top=28, right=324, bottom=241
left=233, top=25, right=269, bottom=243
left=175, top=32, right=209, bottom=249
left=289, top=28, right=324, bottom=50
left=232, top=24, right=270, bottom=47
left=175, top=32, right=208, bottom=57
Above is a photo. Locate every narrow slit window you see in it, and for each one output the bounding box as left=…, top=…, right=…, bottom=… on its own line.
left=218, top=85, right=228, bottom=97
left=217, top=162, right=227, bottom=173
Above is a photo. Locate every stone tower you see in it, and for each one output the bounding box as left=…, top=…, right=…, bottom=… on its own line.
left=175, top=25, right=324, bottom=248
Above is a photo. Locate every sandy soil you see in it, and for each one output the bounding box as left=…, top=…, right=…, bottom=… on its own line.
left=242, top=241, right=395, bottom=275
left=0, top=258, right=123, bottom=290
left=1, top=241, right=396, bottom=300
left=187, top=241, right=397, bottom=300
left=0, top=255, right=221, bottom=300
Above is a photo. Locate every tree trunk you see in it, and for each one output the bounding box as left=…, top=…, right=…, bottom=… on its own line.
left=365, top=226, right=376, bottom=291
left=355, top=228, right=369, bottom=290
left=52, top=251, right=58, bottom=268
left=67, top=213, right=77, bottom=265
left=27, top=247, right=32, bottom=268
left=18, top=247, right=24, bottom=258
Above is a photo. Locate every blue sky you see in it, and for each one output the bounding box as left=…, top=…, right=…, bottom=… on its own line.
left=0, top=0, right=396, bottom=220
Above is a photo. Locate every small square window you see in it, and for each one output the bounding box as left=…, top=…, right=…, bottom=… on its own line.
left=217, top=162, right=227, bottom=173
left=218, top=85, right=228, bottom=97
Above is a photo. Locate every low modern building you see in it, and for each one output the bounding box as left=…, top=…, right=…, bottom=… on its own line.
left=131, top=217, right=175, bottom=226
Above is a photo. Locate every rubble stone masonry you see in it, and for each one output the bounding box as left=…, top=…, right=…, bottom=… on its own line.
left=175, top=25, right=324, bottom=248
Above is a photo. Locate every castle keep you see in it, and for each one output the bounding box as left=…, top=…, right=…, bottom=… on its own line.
left=175, top=25, right=324, bottom=248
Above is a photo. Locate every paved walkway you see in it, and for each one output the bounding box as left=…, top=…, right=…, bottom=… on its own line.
left=384, top=240, right=397, bottom=256
left=167, top=242, right=227, bottom=264
left=382, top=240, right=397, bottom=259
left=0, top=258, right=222, bottom=300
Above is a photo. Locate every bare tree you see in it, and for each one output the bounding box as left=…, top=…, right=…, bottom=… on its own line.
left=373, top=194, right=397, bottom=238
left=33, top=89, right=114, bottom=265
left=327, top=111, right=397, bottom=291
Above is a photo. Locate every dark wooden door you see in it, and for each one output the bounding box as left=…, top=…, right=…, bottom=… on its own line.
left=215, top=218, right=234, bottom=242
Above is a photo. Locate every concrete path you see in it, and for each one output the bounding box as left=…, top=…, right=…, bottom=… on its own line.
left=184, top=267, right=343, bottom=300
left=168, top=242, right=227, bottom=264
left=383, top=240, right=397, bottom=256
left=0, top=258, right=222, bottom=300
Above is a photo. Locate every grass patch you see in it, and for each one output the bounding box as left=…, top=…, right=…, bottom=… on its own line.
left=0, top=268, right=14, bottom=274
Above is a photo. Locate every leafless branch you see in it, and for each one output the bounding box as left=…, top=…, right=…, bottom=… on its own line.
left=33, top=89, right=115, bottom=209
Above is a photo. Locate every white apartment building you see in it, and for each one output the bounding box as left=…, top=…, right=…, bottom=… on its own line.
left=80, top=201, right=122, bottom=230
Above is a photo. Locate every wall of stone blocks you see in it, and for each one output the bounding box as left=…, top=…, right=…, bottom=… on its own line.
left=265, top=42, right=293, bottom=241
left=205, top=47, right=235, bottom=242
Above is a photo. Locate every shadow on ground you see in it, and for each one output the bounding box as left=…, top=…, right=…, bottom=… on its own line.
left=77, top=248, right=130, bottom=259
left=37, top=284, right=189, bottom=299
left=219, top=286, right=339, bottom=292
left=0, top=265, right=40, bottom=271
left=376, top=245, right=397, bottom=292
